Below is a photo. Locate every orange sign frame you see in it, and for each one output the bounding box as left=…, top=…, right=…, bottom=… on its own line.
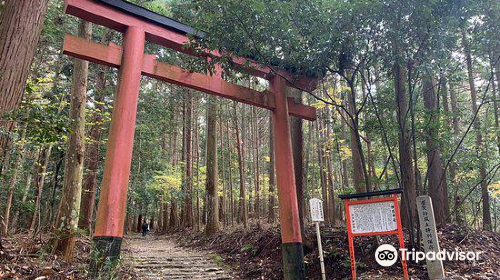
left=343, top=193, right=409, bottom=280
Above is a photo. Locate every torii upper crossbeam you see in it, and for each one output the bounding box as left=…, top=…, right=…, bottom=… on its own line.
left=62, top=1, right=318, bottom=279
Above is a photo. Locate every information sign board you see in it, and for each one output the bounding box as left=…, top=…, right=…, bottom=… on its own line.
left=309, top=198, right=324, bottom=222
left=348, top=201, right=397, bottom=234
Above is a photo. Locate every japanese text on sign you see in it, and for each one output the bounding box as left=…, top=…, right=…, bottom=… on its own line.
left=309, top=198, right=324, bottom=222
left=349, top=201, right=397, bottom=234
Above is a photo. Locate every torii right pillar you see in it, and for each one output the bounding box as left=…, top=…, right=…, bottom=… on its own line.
left=270, top=74, right=305, bottom=280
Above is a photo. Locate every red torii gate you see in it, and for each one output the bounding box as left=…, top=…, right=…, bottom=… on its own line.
left=63, top=0, right=318, bottom=279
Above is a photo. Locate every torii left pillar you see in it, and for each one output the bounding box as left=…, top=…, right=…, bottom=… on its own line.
left=90, top=26, right=145, bottom=274
left=270, top=75, right=305, bottom=280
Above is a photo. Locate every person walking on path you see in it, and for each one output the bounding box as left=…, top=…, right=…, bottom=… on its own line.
left=141, top=220, right=150, bottom=237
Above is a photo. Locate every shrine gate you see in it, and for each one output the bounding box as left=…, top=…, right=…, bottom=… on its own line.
left=62, top=0, right=318, bottom=279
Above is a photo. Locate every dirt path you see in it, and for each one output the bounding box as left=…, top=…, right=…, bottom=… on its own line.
left=123, top=234, right=235, bottom=280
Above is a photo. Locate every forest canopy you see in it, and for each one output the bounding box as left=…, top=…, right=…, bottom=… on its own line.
left=0, top=0, right=499, bottom=279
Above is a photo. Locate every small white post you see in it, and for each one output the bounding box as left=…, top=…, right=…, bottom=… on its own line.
left=315, top=221, right=326, bottom=280
left=309, top=198, right=326, bottom=280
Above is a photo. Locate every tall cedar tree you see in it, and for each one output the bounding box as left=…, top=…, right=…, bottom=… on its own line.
left=462, top=27, right=492, bottom=230
left=422, top=76, right=450, bottom=224
left=52, top=20, right=92, bottom=261
left=79, top=31, right=113, bottom=232
left=0, top=0, right=48, bottom=163
left=205, top=95, right=219, bottom=235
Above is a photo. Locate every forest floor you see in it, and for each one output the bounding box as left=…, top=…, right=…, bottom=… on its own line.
left=0, top=224, right=498, bottom=279
left=121, top=233, right=235, bottom=279
left=0, top=232, right=92, bottom=279
left=171, top=222, right=500, bottom=280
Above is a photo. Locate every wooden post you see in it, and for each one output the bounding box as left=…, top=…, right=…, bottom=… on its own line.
left=315, top=222, right=326, bottom=280
left=309, top=198, right=326, bottom=280
left=90, top=26, right=145, bottom=274
left=270, top=74, right=305, bottom=280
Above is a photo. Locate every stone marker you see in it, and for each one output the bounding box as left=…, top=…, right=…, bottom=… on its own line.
left=416, top=195, right=445, bottom=280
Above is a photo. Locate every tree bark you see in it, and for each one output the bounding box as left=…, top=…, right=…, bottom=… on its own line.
left=252, top=107, right=261, bottom=219
left=205, top=95, right=219, bottom=236
left=0, top=0, right=48, bottom=159
left=289, top=88, right=305, bottom=232
left=422, top=75, right=450, bottom=225
left=79, top=31, right=112, bottom=232
left=490, top=56, right=499, bottom=153
left=52, top=20, right=91, bottom=262
left=393, top=39, right=417, bottom=228
left=11, top=149, right=38, bottom=232
left=2, top=123, right=27, bottom=236
left=219, top=117, right=227, bottom=226
left=268, top=113, right=276, bottom=223
left=225, top=110, right=235, bottom=225
left=339, top=97, right=350, bottom=189
left=233, top=102, right=248, bottom=228
left=29, top=145, right=53, bottom=232
left=182, top=91, right=194, bottom=228
left=448, top=81, right=465, bottom=225
left=462, top=27, right=491, bottom=230
left=316, top=116, right=330, bottom=225
left=346, top=84, right=368, bottom=193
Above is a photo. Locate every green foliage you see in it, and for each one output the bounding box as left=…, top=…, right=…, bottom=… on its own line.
left=15, top=77, right=71, bottom=146
left=240, top=243, right=257, bottom=255
left=149, top=167, right=183, bottom=201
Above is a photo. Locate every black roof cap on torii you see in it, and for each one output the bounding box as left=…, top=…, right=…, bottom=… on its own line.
left=95, top=0, right=206, bottom=37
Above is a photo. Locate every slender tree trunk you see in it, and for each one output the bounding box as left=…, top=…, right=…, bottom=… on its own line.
left=0, top=0, right=48, bottom=158
left=339, top=101, right=350, bottom=188
left=79, top=31, right=112, bottom=232
left=225, top=112, right=235, bottom=225
left=47, top=151, right=64, bottom=228
left=448, top=82, right=466, bottom=225
left=193, top=100, right=201, bottom=231
left=289, top=89, right=305, bottom=232
left=137, top=214, right=143, bottom=232
left=490, top=56, right=499, bottom=153
left=149, top=214, right=155, bottom=231
left=11, top=149, right=38, bottom=232
left=316, top=117, right=330, bottom=225
left=495, top=60, right=500, bottom=152
left=393, top=39, right=417, bottom=228
left=157, top=204, right=163, bottom=231
left=361, top=79, right=379, bottom=191
left=162, top=202, right=168, bottom=232
left=346, top=83, right=368, bottom=193
left=2, top=124, right=27, bottom=236
left=268, top=113, right=276, bottom=223
left=29, top=145, right=53, bottom=232
left=462, top=27, right=491, bottom=230
left=324, top=107, right=336, bottom=224
left=252, top=107, right=261, bottom=219
left=169, top=203, right=179, bottom=229
left=219, top=115, right=227, bottom=226
left=205, top=95, right=219, bottom=236
left=182, top=92, right=194, bottom=228
left=233, top=102, right=248, bottom=228
left=422, top=75, right=450, bottom=224
left=52, top=20, right=91, bottom=262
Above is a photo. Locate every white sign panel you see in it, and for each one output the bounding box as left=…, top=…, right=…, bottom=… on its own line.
left=309, top=198, right=324, bottom=222
left=349, top=201, right=397, bottom=234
